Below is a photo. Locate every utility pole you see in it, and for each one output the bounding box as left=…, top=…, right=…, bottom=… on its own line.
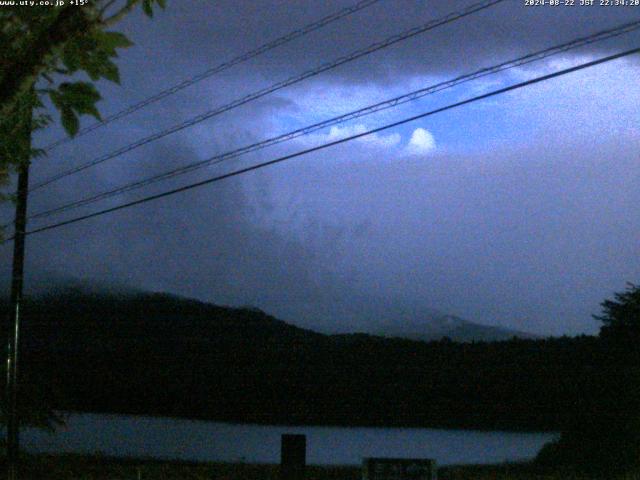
left=5, top=90, right=33, bottom=480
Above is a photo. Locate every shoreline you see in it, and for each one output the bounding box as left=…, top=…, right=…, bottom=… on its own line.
left=53, top=409, right=560, bottom=434
left=0, top=453, right=629, bottom=480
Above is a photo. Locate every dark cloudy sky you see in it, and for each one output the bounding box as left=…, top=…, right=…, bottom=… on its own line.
left=2, top=0, right=639, bottom=336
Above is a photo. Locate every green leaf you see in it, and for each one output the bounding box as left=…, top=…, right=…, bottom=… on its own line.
left=156, top=0, right=166, bottom=9
left=49, top=90, right=63, bottom=111
left=83, top=61, right=101, bottom=81
left=77, top=33, right=98, bottom=52
left=59, top=82, right=101, bottom=105
left=142, top=0, right=154, bottom=17
left=61, top=43, right=81, bottom=72
left=56, top=82, right=102, bottom=123
left=85, top=104, right=101, bottom=121
left=102, top=61, right=121, bottom=84
left=61, top=106, right=79, bottom=137
left=98, top=31, right=133, bottom=52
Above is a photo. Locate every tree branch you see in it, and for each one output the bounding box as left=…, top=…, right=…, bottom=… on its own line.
left=102, top=0, right=141, bottom=26
left=98, top=0, right=119, bottom=18
left=0, top=6, right=94, bottom=118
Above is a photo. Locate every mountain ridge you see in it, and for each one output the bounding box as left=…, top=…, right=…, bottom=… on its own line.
left=10, top=283, right=539, bottom=342
left=0, top=286, right=595, bottom=431
left=373, top=313, right=539, bottom=342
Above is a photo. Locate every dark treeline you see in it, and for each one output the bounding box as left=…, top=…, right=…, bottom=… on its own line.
left=1, top=288, right=637, bottom=433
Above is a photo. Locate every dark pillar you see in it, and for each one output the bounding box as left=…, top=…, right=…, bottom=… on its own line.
left=280, top=434, right=306, bottom=480
left=5, top=88, right=33, bottom=480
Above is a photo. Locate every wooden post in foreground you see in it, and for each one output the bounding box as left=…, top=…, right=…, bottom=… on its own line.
left=281, top=434, right=306, bottom=480
left=5, top=87, right=33, bottom=480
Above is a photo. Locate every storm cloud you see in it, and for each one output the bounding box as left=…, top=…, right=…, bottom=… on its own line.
left=2, top=0, right=639, bottom=336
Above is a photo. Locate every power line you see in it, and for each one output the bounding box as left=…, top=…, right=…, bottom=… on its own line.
left=25, top=19, right=640, bottom=223
left=41, top=0, right=383, bottom=152
left=16, top=47, right=639, bottom=240
left=30, top=0, right=505, bottom=192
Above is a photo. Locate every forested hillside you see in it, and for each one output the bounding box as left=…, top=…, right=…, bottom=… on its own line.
left=1, top=288, right=633, bottom=432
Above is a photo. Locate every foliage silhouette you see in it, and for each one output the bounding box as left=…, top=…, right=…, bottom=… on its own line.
left=0, top=0, right=165, bottom=198
left=537, top=283, right=640, bottom=474
left=0, top=287, right=609, bottom=432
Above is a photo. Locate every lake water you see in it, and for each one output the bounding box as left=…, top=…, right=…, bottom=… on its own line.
left=21, top=413, right=557, bottom=466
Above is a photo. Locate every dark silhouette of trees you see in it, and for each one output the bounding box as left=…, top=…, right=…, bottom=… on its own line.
left=8, top=284, right=640, bottom=474
left=0, top=288, right=601, bottom=431
left=596, top=282, right=640, bottom=341
left=537, top=282, right=640, bottom=474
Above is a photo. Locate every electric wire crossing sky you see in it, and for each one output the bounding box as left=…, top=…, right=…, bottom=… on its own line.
left=42, top=0, right=384, bottom=152
left=17, top=46, right=640, bottom=239
left=30, top=0, right=505, bottom=191
left=23, top=19, right=640, bottom=224
left=3, top=1, right=639, bottom=243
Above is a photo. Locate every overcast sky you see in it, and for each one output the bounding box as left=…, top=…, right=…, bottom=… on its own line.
left=1, top=0, right=639, bottom=336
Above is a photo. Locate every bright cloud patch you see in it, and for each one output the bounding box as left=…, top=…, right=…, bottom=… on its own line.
left=405, top=128, right=436, bottom=155
left=304, top=123, right=401, bottom=149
